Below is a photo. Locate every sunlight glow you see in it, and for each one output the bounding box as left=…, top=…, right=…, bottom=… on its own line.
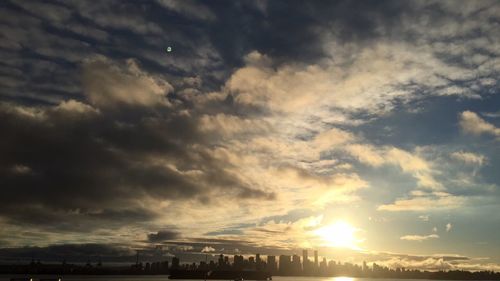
left=314, top=221, right=361, bottom=250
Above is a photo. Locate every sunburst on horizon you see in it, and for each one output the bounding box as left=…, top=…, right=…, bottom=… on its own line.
left=314, top=220, right=363, bottom=250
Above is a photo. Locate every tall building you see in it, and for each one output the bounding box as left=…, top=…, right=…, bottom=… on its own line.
left=209, top=260, right=216, bottom=270
left=302, top=249, right=309, bottom=273
left=292, top=254, right=301, bottom=275
left=161, top=261, right=169, bottom=271
left=314, top=250, right=318, bottom=268
left=279, top=255, right=291, bottom=275
left=171, top=257, right=180, bottom=269
left=218, top=254, right=224, bottom=267
left=267, top=255, right=277, bottom=272
left=302, top=249, right=308, bottom=263
left=233, top=255, right=244, bottom=269
left=320, top=257, right=327, bottom=274
left=249, top=256, right=256, bottom=270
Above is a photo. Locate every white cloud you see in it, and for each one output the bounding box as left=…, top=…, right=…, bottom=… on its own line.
left=378, top=192, right=465, bottom=211
left=418, top=215, right=429, bottom=222
left=400, top=234, right=439, bottom=241
left=451, top=151, right=486, bottom=166
left=189, top=37, right=497, bottom=224
left=374, top=256, right=500, bottom=272
left=226, top=52, right=337, bottom=114
left=314, top=128, right=356, bottom=151
left=446, top=223, right=453, bottom=232
left=482, top=111, right=500, bottom=118
left=459, top=111, right=500, bottom=139
left=201, top=246, right=215, bottom=253
left=11, top=164, right=32, bottom=175
left=345, top=144, right=385, bottom=167
left=346, top=144, right=442, bottom=190
left=82, top=56, right=173, bottom=107
left=199, top=113, right=271, bottom=138
left=269, top=166, right=369, bottom=208
left=176, top=245, right=194, bottom=251
left=55, top=99, right=99, bottom=114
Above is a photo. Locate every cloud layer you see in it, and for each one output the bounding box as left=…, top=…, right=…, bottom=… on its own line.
left=0, top=0, right=499, bottom=271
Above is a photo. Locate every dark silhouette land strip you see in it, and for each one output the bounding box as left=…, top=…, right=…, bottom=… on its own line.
left=2, top=250, right=500, bottom=280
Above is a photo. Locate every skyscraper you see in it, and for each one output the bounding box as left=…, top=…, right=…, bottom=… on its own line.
left=218, top=254, right=224, bottom=267
left=302, top=249, right=309, bottom=274
left=233, top=255, right=244, bottom=269
left=292, top=254, right=301, bottom=275
left=267, top=255, right=277, bottom=272
left=256, top=254, right=262, bottom=271
left=279, top=255, right=291, bottom=275
left=171, top=257, right=180, bottom=269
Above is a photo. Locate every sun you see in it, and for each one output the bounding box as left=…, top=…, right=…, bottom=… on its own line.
left=314, top=221, right=361, bottom=250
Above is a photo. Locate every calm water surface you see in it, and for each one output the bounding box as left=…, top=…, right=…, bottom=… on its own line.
left=0, top=276, right=482, bottom=281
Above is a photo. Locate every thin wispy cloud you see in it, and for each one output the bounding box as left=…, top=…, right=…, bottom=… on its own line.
left=400, top=234, right=440, bottom=242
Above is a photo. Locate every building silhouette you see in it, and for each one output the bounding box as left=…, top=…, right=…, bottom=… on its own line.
left=171, top=257, right=180, bottom=270
left=3, top=249, right=500, bottom=280
left=302, top=249, right=309, bottom=274
left=278, top=255, right=291, bottom=275
left=267, top=255, right=277, bottom=273
left=314, top=250, right=318, bottom=269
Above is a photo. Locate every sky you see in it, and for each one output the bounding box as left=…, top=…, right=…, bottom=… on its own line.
left=0, top=0, right=499, bottom=272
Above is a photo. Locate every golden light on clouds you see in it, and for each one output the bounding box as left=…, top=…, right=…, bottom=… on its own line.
left=314, top=221, right=362, bottom=250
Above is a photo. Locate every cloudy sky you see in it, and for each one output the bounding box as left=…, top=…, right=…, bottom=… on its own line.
left=1, top=0, right=499, bottom=271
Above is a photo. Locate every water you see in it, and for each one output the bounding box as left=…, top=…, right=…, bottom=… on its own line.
left=0, top=276, right=477, bottom=281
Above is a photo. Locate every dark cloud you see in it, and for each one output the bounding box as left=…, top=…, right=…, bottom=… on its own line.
left=0, top=243, right=135, bottom=263
left=3, top=0, right=488, bottom=108
left=147, top=230, right=181, bottom=243
left=203, top=0, right=419, bottom=67
left=0, top=97, right=274, bottom=231
left=0, top=0, right=425, bottom=106
left=0, top=52, right=276, bottom=231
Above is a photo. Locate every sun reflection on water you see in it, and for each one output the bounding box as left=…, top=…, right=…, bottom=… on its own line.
left=331, top=277, right=354, bottom=281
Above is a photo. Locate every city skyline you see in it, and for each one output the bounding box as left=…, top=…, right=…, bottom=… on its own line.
left=4, top=250, right=500, bottom=280
left=0, top=0, right=499, bottom=274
